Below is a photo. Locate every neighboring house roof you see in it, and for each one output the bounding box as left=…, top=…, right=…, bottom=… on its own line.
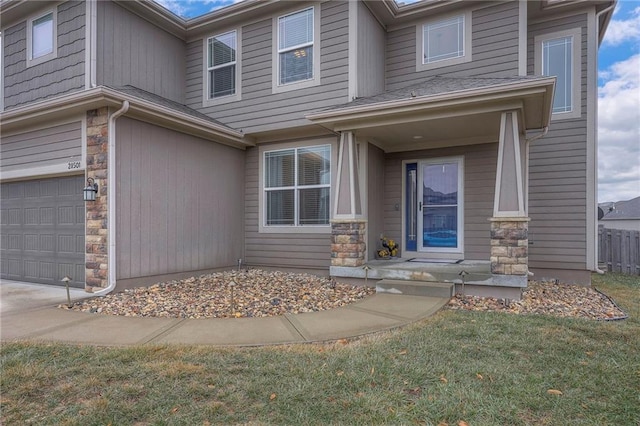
left=601, top=196, right=640, bottom=220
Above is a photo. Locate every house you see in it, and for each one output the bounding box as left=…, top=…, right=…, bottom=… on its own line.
left=599, top=197, right=640, bottom=232
left=0, top=0, right=615, bottom=298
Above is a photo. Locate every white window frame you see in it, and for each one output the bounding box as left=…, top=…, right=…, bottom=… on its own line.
left=272, top=4, right=321, bottom=94
left=203, top=28, right=241, bottom=106
left=535, top=28, right=582, bottom=120
left=416, top=10, right=472, bottom=72
left=27, top=9, right=57, bottom=68
left=258, top=138, right=335, bottom=234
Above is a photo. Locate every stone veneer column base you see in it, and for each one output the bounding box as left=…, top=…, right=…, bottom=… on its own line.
left=490, top=217, right=530, bottom=279
left=85, top=107, right=110, bottom=291
left=330, top=220, right=366, bottom=267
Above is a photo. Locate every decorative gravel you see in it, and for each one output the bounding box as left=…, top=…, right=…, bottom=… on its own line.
left=63, top=270, right=375, bottom=319
left=447, top=280, right=627, bottom=320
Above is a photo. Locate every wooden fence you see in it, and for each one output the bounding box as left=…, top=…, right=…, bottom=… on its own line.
left=598, top=226, right=640, bottom=275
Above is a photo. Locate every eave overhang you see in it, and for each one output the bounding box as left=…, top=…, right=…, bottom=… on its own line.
left=0, top=87, right=253, bottom=149
left=306, top=77, right=555, bottom=152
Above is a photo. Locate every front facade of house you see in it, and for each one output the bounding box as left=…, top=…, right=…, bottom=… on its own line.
left=0, top=0, right=614, bottom=297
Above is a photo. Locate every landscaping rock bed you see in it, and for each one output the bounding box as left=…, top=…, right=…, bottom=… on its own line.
left=448, top=280, right=627, bottom=320
left=62, top=270, right=375, bottom=319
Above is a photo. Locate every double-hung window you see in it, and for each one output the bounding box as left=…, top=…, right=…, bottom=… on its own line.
left=274, top=6, right=320, bottom=92
left=207, top=30, right=237, bottom=99
left=264, top=145, right=330, bottom=227
left=417, top=11, right=471, bottom=71
left=535, top=28, right=581, bottom=119
left=27, top=10, right=57, bottom=67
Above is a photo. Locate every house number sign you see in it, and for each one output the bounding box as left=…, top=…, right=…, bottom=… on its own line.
left=67, top=161, right=81, bottom=170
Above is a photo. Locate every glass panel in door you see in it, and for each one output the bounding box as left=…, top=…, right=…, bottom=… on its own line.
left=419, top=161, right=459, bottom=250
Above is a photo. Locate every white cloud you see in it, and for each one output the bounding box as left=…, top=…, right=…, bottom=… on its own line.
left=598, top=54, right=640, bottom=202
left=603, top=6, right=640, bottom=46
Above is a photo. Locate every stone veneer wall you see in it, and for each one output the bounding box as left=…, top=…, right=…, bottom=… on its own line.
left=331, top=220, right=367, bottom=267
left=490, top=218, right=529, bottom=275
left=85, top=107, right=109, bottom=290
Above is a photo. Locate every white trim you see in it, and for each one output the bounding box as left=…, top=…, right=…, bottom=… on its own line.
left=258, top=137, right=336, bottom=234
left=84, top=0, right=97, bottom=88
left=347, top=0, right=357, bottom=101
left=494, top=111, right=526, bottom=217
left=271, top=4, right=321, bottom=94
left=81, top=115, right=87, bottom=171
left=586, top=8, right=597, bottom=270
left=534, top=28, right=582, bottom=120
left=415, top=10, right=472, bottom=72
left=0, top=164, right=82, bottom=181
left=518, top=0, right=527, bottom=76
left=26, top=8, right=57, bottom=68
left=0, top=30, right=4, bottom=112
left=415, top=156, right=465, bottom=256
left=202, top=28, right=242, bottom=106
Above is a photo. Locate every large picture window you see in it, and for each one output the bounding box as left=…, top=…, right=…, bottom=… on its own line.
left=207, top=30, right=237, bottom=99
left=277, top=7, right=314, bottom=85
left=264, top=145, right=330, bottom=227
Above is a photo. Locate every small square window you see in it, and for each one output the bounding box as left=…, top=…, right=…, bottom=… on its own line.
left=416, top=11, right=472, bottom=72
left=27, top=10, right=57, bottom=67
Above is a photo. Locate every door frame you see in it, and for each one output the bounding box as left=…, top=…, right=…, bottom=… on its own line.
left=402, top=156, right=465, bottom=259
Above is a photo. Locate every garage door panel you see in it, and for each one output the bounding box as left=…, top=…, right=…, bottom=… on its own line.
left=1, top=176, right=85, bottom=288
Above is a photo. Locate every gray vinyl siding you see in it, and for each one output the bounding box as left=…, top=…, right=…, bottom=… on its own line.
left=2, top=1, right=85, bottom=109
left=386, top=1, right=520, bottom=90
left=0, top=121, right=82, bottom=174
left=367, top=143, right=385, bottom=259
left=185, top=1, right=349, bottom=134
left=357, top=2, right=385, bottom=98
left=527, top=13, right=588, bottom=271
left=383, top=143, right=498, bottom=260
left=243, top=146, right=331, bottom=270
left=96, top=2, right=186, bottom=103
left=115, top=118, right=244, bottom=281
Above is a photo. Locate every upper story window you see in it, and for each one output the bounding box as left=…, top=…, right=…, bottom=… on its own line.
left=272, top=6, right=321, bottom=94
left=416, top=11, right=472, bottom=72
left=207, top=30, right=237, bottom=99
left=27, top=10, right=57, bottom=67
left=535, top=28, right=581, bottom=120
left=263, top=145, right=331, bottom=228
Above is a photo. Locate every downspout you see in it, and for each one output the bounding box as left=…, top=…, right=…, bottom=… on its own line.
left=592, top=2, right=616, bottom=275
left=93, top=100, right=129, bottom=296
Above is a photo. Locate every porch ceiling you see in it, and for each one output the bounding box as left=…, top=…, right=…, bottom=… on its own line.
left=307, top=76, right=555, bottom=153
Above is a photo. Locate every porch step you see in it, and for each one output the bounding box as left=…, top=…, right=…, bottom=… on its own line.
left=375, top=279, right=455, bottom=298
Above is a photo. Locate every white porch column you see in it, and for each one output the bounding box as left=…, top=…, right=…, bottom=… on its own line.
left=491, top=111, right=529, bottom=283
left=331, top=131, right=366, bottom=267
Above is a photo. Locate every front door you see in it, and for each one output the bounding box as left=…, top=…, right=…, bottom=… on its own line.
left=405, top=157, right=463, bottom=255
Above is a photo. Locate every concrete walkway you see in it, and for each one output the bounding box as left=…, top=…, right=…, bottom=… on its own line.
left=0, top=280, right=449, bottom=347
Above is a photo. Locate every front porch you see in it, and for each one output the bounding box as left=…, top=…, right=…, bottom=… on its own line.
left=332, top=258, right=525, bottom=299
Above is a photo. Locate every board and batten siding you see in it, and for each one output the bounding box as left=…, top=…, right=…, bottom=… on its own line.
left=356, top=2, right=385, bottom=98
left=527, top=13, right=589, bottom=271
left=383, top=143, right=498, bottom=260
left=185, top=1, right=349, bottom=134
left=115, top=118, right=244, bottom=281
left=96, top=2, right=186, bottom=104
left=2, top=1, right=85, bottom=109
left=243, top=146, right=332, bottom=270
left=0, top=121, right=82, bottom=175
left=386, top=1, right=520, bottom=91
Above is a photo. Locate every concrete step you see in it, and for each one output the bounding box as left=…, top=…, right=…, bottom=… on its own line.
left=375, top=279, right=454, bottom=298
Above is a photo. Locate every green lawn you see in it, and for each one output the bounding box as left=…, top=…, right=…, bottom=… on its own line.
left=2, top=273, right=638, bottom=425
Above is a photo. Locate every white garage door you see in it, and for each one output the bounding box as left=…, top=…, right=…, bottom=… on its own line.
left=1, top=176, right=85, bottom=288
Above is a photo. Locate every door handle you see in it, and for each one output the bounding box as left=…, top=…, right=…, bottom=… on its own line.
left=419, top=201, right=422, bottom=211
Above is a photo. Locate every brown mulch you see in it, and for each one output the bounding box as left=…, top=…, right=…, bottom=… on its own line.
left=61, top=269, right=375, bottom=319
left=447, top=280, right=627, bottom=320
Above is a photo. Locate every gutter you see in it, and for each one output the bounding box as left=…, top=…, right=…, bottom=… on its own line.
left=92, top=101, right=129, bottom=297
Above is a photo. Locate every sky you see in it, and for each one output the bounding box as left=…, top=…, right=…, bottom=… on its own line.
left=156, top=0, right=640, bottom=203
